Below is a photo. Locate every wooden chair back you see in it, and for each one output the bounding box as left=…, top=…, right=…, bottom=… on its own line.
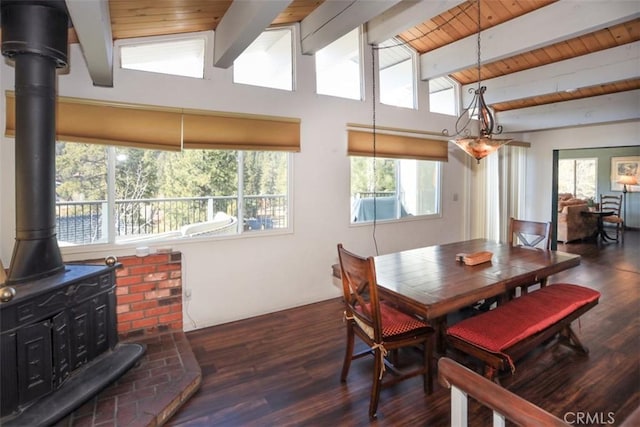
left=508, top=217, right=551, bottom=250
left=337, top=244, right=383, bottom=343
left=600, top=194, right=622, bottom=216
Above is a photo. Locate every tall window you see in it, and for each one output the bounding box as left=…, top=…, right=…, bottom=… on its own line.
left=429, top=76, right=457, bottom=115
left=233, top=28, right=293, bottom=91
left=558, top=158, right=597, bottom=200
left=315, top=28, right=361, bottom=100
left=350, top=157, right=441, bottom=223
left=55, top=143, right=291, bottom=245
left=378, top=39, right=416, bottom=109
left=120, top=37, right=206, bottom=79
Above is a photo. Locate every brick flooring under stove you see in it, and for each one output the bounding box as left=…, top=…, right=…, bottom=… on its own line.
left=56, top=332, right=201, bottom=427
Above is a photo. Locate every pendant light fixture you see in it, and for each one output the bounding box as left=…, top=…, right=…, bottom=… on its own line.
left=444, top=0, right=511, bottom=163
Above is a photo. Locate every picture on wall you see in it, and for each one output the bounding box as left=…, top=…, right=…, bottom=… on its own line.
left=611, top=156, right=640, bottom=191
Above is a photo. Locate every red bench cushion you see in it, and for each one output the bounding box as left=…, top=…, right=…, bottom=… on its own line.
left=447, top=284, right=600, bottom=354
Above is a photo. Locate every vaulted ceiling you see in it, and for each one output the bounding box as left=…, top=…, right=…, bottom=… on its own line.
left=65, top=0, right=640, bottom=133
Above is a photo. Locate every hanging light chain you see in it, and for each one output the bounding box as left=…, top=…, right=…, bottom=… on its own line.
left=477, top=0, right=482, bottom=87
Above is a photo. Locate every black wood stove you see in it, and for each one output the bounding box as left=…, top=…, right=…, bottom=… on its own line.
left=0, top=1, right=144, bottom=425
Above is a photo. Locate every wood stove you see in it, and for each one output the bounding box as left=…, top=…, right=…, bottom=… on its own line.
left=0, top=1, right=144, bottom=424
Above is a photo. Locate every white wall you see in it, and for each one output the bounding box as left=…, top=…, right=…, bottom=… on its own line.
left=522, top=121, right=640, bottom=223
left=4, top=31, right=635, bottom=330
left=1, top=34, right=471, bottom=331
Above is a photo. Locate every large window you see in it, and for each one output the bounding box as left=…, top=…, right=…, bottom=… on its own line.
left=55, top=143, right=290, bottom=245
left=378, top=38, right=416, bottom=109
left=233, top=28, right=293, bottom=91
left=558, top=158, right=597, bottom=200
left=350, top=157, right=441, bottom=223
left=315, top=28, right=361, bottom=100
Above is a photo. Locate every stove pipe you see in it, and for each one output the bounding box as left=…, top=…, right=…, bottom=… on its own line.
left=1, top=0, right=68, bottom=283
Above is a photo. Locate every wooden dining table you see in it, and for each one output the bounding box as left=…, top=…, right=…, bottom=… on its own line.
left=372, top=239, right=581, bottom=335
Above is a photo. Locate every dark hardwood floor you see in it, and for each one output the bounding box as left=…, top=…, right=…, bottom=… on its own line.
left=168, top=231, right=639, bottom=426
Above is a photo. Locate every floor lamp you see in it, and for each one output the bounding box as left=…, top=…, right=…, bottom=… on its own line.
left=617, top=174, right=638, bottom=229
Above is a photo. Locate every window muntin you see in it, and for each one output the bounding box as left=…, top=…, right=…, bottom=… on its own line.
left=429, top=76, right=457, bottom=115
left=233, top=28, right=293, bottom=91
left=378, top=39, right=416, bottom=109
left=350, top=156, right=441, bottom=223
left=120, top=37, right=205, bottom=78
left=55, top=142, right=290, bottom=246
left=315, top=28, right=362, bottom=100
left=558, top=158, right=597, bottom=200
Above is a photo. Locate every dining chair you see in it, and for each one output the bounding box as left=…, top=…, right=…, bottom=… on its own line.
left=508, top=217, right=551, bottom=250
left=507, top=217, right=552, bottom=297
left=600, top=194, right=624, bottom=241
left=337, top=244, right=434, bottom=419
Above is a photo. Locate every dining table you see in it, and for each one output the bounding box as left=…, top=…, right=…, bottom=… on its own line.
left=372, top=239, right=581, bottom=350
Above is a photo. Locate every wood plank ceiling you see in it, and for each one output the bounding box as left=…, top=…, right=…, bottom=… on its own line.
left=66, top=0, right=640, bottom=132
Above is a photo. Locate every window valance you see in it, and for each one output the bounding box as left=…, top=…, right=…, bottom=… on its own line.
left=182, top=110, right=300, bottom=152
left=5, top=92, right=301, bottom=152
left=347, top=126, right=448, bottom=162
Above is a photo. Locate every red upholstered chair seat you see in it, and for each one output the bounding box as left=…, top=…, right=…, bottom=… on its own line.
left=357, top=302, right=430, bottom=339
left=447, top=284, right=600, bottom=354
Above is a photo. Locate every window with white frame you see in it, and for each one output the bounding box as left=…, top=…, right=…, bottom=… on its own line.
left=429, top=76, right=457, bottom=115
left=378, top=38, right=416, bottom=109
left=315, top=28, right=362, bottom=100
left=233, top=28, right=293, bottom=91
left=350, top=157, right=441, bottom=223
left=120, top=37, right=206, bottom=79
left=558, top=158, right=597, bottom=200
left=55, top=143, right=291, bottom=245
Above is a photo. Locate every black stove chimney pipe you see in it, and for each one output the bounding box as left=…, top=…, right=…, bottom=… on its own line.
left=1, top=0, right=69, bottom=283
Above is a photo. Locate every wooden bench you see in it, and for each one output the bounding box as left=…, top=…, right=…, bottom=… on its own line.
left=446, top=283, right=600, bottom=381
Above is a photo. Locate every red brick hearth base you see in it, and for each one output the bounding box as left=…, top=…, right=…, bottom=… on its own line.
left=56, top=252, right=201, bottom=427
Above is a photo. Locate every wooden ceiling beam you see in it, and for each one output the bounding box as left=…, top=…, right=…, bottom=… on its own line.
left=213, top=0, right=292, bottom=68
left=497, top=90, right=640, bottom=133
left=420, top=0, right=640, bottom=80
left=65, top=0, right=114, bottom=87
left=465, top=41, right=640, bottom=106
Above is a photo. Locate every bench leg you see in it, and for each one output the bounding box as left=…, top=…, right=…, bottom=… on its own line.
left=483, top=365, right=499, bottom=383
left=559, top=325, right=589, bottom=354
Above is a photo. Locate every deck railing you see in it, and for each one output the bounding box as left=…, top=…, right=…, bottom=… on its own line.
left=56, top=195, right=287, bottom=244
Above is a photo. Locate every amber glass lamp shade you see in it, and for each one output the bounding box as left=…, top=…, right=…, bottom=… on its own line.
left=452, top=136, right=512, bottom=163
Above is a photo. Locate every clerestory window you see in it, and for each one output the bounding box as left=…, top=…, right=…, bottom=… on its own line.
left=233, top=28, right=293, bottom=91
left=429, top=76, right=457, bottom=116
left=315, top=28, right=362, bottom=100
left=378, top=38, right=416, bottom=109
left=120, top=36, right=206, bottom=79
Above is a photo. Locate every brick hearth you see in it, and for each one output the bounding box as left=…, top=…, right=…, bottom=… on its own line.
left=54, top=252, right=201, bottom=427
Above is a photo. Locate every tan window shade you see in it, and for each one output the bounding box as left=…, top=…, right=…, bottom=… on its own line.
left=348, top=130, right=448, bottom=161
left=5, top=91, right=301, bottom=152
left=182, top=111, right=300, bottom=152
left=5, top=92, right=183, bottom=151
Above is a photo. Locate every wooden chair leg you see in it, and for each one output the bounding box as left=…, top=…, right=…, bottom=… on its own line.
left=424, top=337, right=433, bottom=394
left=340, top=324, right=355, bottom=381
left=369, top=347, right=384, bottom=419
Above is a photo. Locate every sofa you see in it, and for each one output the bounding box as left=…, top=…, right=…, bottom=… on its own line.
left=557, top=194, right=598, bottom=242
left=557, top=194, right=598, bottom=243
